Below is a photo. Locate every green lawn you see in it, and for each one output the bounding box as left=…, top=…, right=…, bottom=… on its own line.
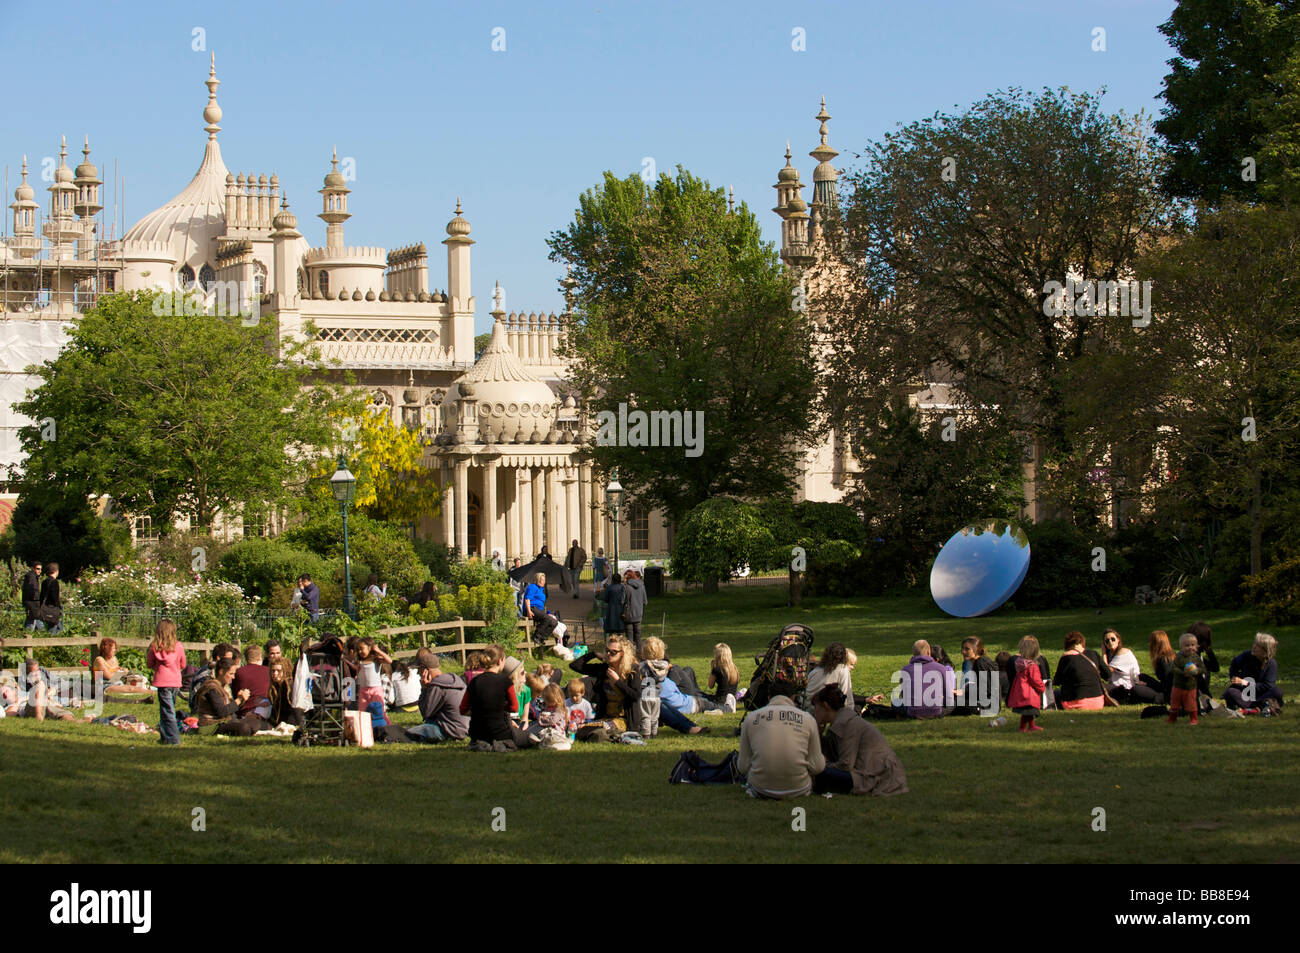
left=2, top=586, right=1296, bottom=864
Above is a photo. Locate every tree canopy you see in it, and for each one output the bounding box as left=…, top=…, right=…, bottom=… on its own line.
left=548, top=168, right=820, bottom=522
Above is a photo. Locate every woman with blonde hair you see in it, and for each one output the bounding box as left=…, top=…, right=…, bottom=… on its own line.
left=569, top=632, right=641, bottom=732
left=708, top=642, right=740, bottom=704
left=146, top=618, right=186, bottom=745
left=1145, top=630, right=1177, bottom=702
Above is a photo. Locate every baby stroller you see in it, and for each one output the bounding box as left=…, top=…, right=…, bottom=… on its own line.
left=744, top=623, right=814, bottom=712
left=293, top=635, right=355, bottom=747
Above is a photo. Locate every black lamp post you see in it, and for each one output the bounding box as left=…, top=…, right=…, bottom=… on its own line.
left=330, top=454, right=357, bottom=620
left=605, top=470, right=624, bottom=578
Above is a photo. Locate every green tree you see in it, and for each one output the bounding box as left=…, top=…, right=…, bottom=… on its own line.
left=15, top=291, right=342, bottom=531
left=1156, top=0, right=1300, bottom=204
left=822, top=88, right=1172, bottom=518
left=670, top=497, right=774, bottom=593
left=1138, top=202, right=1300, bottom=575
left=548, top=169, right=820, bottom=523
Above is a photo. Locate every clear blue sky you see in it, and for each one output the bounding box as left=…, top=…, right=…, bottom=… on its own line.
left=0, top=0, right=1177, bottom=333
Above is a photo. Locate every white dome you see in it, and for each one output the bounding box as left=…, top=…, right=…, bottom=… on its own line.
left=441, top=318, right=557, bottom=442
left=123, top=139, right=229, bottom=265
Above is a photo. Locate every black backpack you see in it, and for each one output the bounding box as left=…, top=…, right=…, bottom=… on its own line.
left=668, top=749, right=743, bottom=785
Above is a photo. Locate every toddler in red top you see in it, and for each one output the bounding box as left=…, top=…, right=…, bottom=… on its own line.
left=1168, top=632, right=1206, bottom=726
left=1007, top=635, right=1046, bottom=733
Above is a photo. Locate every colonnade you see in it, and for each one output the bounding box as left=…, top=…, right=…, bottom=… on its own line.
left=438, top=457, right=609, bottom=562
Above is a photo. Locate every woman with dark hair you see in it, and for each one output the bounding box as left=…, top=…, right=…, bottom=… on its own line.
left=954, top=636, right=1002, bottom=715
left=804, top=642, right=853, bottom=711
left=1101, top=629, right=1160, bottom=705
left=602, top=574, right=627, bottom=637
left=267, top=658, right=303, bottom=728
left=812, top=686, right=908, bottom=796
left=1053, top=631, right=1109, bottom=709
left=194, top=658, right=245, bottom=726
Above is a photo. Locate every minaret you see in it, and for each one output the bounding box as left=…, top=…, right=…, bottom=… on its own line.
left=319, top=147, right=351, bottom=250
left=204, top=52, right=222, bottom=140
left=270, top=195, right=302, bottom=316
left=774, top=142, right=810, bottom=267
left=43, top=137, right=80, bottom=256
left=9, top=156, right=39, bottom=259
left=809, top=97, right=839, bottom=217
left=443, top=198, right=475, bottom=363
left=73, top=137, right=103, bottom=260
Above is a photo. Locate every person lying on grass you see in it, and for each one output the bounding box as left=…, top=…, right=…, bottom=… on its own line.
left=19, top=660, right=92, bottom=722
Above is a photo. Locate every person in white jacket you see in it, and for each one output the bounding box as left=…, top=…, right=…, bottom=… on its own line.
left=738, top=694, right=825, bottom=799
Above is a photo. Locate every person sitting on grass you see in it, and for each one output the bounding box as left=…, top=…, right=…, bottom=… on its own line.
left=1101, top=629, right=1160, bottom=706
left=92, top=635, right=126, bottom=685
left=1146, top=630, right=1177, bottom=703
left=1223, top=633, right=1283, bottom=713
left=569, top=634, right=640, bottom=733
left=408, top=648, right=468, bottom=743
left=1052, top=631, right=1109, bottom=710
left=811, top=686, right=908, bottom=796
left=193, top=658, right=246, bottom=727
left=708, top=643, right=740, bottom=705
left=738, top=681, right=825, bottom=799
left=189, top=642, right=237, bottom=702
left=263, top=639, right=284, bottom=669
left=267, top=658, right=303, bottom=728
left=898, top=640, right=955, bottom=718
left=19, top=660, right=92, bottom=722
left=388, top=658, right=423, bottom=711
left=565, top=678, right=594, bottom=731
left=953, top=637, right=1002, bottom=715
left=459, top=652, right=534, bottom=749
left=639, top=636, right=721, bottom=734
left=805, top=642, right=853, bottom=713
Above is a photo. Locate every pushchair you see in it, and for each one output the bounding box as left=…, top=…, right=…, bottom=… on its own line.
left=293, top=635, right=355, bottom=747
left=744, top=623, right=814, bottom=712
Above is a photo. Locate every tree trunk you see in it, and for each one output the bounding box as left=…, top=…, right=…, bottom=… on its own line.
left=789, top=567, right=802, bottom=607
left=703, top=577, right=719, bottom=594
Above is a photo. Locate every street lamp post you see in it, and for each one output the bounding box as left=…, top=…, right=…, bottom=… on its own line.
left=330, top=454, right=357, bottom=620
left=605, top=470, right=624, bottom=579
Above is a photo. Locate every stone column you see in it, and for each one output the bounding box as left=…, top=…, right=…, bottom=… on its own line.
left=564, top=467, right=579, bottom=551
left=531, top=465, right=544, bottom=555
left=455, top=459, right=469, bottom=558
left=592, top=469, right=606, bottom=556
left=545, top=466, right=560, bottom=556
left=441, top=462, right=455, bottom=548
left=484, top=458, right=499, bottom=563
left=578, top=463, right=591, bottom=553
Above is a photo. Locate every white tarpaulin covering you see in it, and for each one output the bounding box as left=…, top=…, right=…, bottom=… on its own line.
left=0, top=319, right=73, bottom=474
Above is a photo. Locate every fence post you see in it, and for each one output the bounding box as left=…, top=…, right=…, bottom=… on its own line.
left=458, top=623, right=466, bottom=667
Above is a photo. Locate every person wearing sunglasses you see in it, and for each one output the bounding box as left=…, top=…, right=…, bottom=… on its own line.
left=1100, top=629, right=1159, bottom=705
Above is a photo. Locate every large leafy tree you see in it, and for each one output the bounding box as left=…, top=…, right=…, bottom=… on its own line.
left=1136, top=203, right=1300, bottom=575
left=15, top=291, right=340, bottom=531
left=1156, top=0, right=1300, bottom=204
left=821, top=88, right=1173, bottom=518
left=548, top=169, right=820, bottom=522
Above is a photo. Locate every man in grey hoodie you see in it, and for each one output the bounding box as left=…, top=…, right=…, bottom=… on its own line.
left=408, top=649, right=469, bottom=742
left=622, top=570, right=648, bottom=647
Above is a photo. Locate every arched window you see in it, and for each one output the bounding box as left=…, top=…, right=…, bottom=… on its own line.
left=297, top=268, right=306, bottom=293
left=178, top=265, right=195, bottom=289
left=253, top=265, right=266, bottom=296
left=317, top=270, right=329, bottom=297
left=467, top=492, right=481, bottom=556
left=198, top=264, right=215, bottom=291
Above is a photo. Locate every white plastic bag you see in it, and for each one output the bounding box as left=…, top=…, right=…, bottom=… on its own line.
left=290, top=652, right=314, bottom=712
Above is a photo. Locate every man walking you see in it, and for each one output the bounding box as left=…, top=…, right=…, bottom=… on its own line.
left=564, top=539, right=587, bottom=599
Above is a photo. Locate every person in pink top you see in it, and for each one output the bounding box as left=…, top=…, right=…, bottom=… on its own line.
left=146, top=618, right=186, bottom=745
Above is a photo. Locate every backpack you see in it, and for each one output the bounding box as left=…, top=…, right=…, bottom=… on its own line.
left=744, top=623, right=814, bottom=711
left=637, top=666, right=661, bottom=737
left=668, top=750, right=744, bottom=785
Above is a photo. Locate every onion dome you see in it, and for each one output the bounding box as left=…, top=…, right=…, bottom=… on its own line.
left=778, top=142, right=799, bottom=182
left=74, top=137, right=99, bottom=182
left=446, top=197, right=471, bottom=237
left=13, top=156, right=35, bottom=204
left=440, top=316, right=557, bottom=443
left=271, top=195, right=298, bottom=233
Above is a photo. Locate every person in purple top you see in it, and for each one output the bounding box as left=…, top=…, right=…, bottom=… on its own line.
left=896, top=640, right=956, bottom=718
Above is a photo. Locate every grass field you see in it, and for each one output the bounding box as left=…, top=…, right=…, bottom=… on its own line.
left=2, top=585, right=1296, bottom=864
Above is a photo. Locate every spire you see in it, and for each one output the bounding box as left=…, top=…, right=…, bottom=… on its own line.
left=204, top=52, right=222, bottom=140
left=810, top=96, right=839, bottom=215
left=491, top=280, right=504, bottom=316
left=728, top=185, right=735, bottom=214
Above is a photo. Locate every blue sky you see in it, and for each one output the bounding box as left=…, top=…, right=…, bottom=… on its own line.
left=0, top=0, right=1177, bottom=332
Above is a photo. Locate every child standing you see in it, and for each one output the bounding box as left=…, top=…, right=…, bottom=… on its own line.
left=565, top=679, right=594, bottom=731
left=350, top=637, right=392, bottom=718
left=1168, top=632, right=1206, bottom=725
left=1008, top=635, right=1046, bottom=733
left=146, top=618, right=186, bottom=745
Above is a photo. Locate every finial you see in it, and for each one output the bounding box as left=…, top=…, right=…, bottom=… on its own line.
left=21, top=154, right=29, bottom=177
left=203, top=53, right=222, bottom=139
left=492, top=280, right=503, bottom=312
left=281, top=194, right=289, bottom=210
left=331, top=146, right=338, bottom=170
left=83, top=136, right=91, bottom=160
left=728, top=184, right=735, bottom=214
left=456, top=196, right=463, bottom=214
left=60, top=136, right=67, bottom=161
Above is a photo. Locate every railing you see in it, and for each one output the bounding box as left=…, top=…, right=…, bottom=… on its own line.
left=0, top=604, right=296, bottom=641
left=374, top=618, right=537, bottom=666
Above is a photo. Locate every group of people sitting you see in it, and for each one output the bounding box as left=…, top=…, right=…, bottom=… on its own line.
left=860, top=624, right=1284, bottom=727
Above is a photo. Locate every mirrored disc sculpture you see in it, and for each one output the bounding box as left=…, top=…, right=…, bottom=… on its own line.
left=930, top=520, right=1031, bottom=617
